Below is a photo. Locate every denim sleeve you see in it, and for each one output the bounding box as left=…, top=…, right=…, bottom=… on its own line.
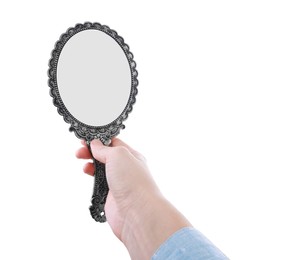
left=151, top=227, right=229, bottom=260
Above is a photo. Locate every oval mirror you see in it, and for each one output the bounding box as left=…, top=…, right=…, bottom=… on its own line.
left=48, top=22, right=138, bottom=222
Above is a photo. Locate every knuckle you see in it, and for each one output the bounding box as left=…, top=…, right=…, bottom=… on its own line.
left=140, top=154, right=147, bottom=162
left=111, top=146, right=130, bottom=157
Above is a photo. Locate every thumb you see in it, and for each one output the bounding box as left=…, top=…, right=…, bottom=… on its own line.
left=90, top=139, right=111, bottom=163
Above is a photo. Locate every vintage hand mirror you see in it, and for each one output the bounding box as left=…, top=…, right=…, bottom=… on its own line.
left=48, top=22, right=138, bottom=222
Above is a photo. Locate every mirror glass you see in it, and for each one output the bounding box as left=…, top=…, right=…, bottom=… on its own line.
left=57, top=29, right=131, bottom=126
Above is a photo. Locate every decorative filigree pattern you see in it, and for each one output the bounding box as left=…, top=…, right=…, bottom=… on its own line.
left=89, top=159, right=108, bottom=222
left=48, top=22, right=138, bottom=145
left=48, top=22, right=138, bottom=222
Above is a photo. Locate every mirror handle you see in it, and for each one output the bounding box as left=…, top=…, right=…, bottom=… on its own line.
left=87, top=142, right=109, bottom=222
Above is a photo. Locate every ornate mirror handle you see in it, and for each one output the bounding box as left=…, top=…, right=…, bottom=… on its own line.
left=87, top=141, right=109, bottom=222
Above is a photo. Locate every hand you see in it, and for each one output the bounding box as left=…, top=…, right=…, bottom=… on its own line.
left=76, top=138, right=191, bottom=260
left=76, top=138, right=160, bottom=239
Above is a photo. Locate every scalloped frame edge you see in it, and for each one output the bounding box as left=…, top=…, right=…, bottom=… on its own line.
left=48, top=22, right=138, bottom=144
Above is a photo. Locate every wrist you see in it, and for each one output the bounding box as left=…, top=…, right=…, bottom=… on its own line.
left=121, top=192, right=191, bottom=259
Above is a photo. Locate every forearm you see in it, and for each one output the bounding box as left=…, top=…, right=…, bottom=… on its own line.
left=121, top=193, right=191, bottom=260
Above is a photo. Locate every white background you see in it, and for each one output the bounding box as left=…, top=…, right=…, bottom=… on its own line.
left=0, top=1, right=280, bottom=259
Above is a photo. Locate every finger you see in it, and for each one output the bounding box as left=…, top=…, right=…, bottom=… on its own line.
left=76, top=147, right=92, bottom=159
left=112, top=138, right=146, bottom=162
left=83, top=162, right=95, bottom=176
left=90, top=139, right=111, bottom=163
left=81, top=140, right=87, bottom=146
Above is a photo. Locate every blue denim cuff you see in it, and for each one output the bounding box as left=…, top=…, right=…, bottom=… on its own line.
left=152, top=227, right=228, bottom=260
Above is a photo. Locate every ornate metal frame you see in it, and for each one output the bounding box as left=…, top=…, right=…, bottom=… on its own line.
left=48, top=22, right=138, bottom=145
left=47, top=22, right=138, bottom=222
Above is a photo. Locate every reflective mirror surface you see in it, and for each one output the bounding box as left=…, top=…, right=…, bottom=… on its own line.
left=57, top=29, right=131, bottom=126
